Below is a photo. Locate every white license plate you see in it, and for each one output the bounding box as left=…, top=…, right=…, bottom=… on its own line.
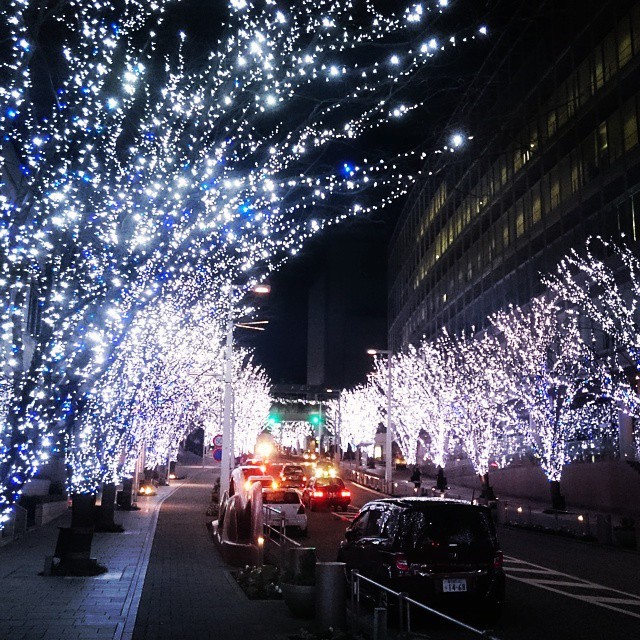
left=442, top=578, right=467, bottom=593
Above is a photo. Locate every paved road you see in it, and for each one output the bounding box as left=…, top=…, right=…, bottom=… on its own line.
left=304, top=478, right=640, bottom=640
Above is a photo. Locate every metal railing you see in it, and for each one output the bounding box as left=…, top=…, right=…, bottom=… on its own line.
left=262, top=505, right=301, bottom=569
left=349, top=569, right=501, bottom=640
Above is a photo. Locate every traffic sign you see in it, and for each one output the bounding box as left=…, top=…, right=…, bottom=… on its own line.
left=213, top=434, right=223, bottom=447
left=212, top=446, right=223, bottom=461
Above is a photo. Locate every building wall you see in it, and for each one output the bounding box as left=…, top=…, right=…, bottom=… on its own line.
left=449, top=460, right=640, bottom=517
left=307, top=225, right=387, bottom=389
left=389, top=0, right=640, bottom=350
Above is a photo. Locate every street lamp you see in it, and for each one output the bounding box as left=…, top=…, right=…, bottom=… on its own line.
left=367, top=348, right=393, bottom=493
left=326, top=388, right=342, bottom=466
left=220, top=282, right=270, bottom=500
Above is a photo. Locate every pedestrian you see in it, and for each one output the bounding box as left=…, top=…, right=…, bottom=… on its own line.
left=410, top=466, right=421, bottom=488
left=436, top=466, right=447, bottom=492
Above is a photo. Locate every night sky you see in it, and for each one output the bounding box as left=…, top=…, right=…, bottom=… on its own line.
left=163, top=0, right=502, bottom=385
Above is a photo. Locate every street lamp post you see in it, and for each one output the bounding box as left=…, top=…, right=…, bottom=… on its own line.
left=219, top=297, right=235, bottom=500
left=219, top=282, right=270, bottom=500
left=326, top=389, right=342, bottom=466
left=367, top=348, right=393, bottom=494
left=334, top=393, right=342, bottom=466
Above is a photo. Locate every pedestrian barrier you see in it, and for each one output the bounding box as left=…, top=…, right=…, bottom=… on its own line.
left=349, top=569, right=502, bottom=640
left=262, top=505, right=300, bottom=570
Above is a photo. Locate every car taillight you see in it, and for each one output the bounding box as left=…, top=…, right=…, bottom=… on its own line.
left=297, top=504, right=305, bottom=514
left=312, top=490, right=324, bottom=498
left=395, top=553, right=409, bottom=572
left=340, top=490, right=350, bottom=498
left=493, top=551, right=503, bottom=569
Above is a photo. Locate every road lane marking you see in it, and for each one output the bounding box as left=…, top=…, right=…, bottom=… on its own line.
left=331, top=507, right=358, bottom=523
left=504, top=555, right=640, bottom=619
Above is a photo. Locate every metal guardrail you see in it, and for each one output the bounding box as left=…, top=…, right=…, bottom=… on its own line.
left=349, top=569, right=501, bottom=640
left=262, top=505, right=301, bottom=569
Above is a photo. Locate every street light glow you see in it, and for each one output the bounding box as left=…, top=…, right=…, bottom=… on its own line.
left=252, top=284, right=271, bottom=294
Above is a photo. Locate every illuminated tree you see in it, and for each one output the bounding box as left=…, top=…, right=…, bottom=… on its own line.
left=335, top=385, right=380, bottom=453
left=545, top=237, right=640, bottom=454
left=232, top=357, right=272, bottom=457
left=490, top=296, right=616, bottom=509
left=397, top=341, right=457, bottom=470
left=1, top=0, right=487, bottom=526
left=441, top=331, right=515, bottom=498
left=280, top=421, right=312, bottom=452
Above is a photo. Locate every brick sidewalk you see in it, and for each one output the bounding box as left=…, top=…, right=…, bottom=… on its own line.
left=0, top=469, right=188, bottom=640
left=131, top=467, right=311, bottom=640
left=0, top=462, right=314, bottom=640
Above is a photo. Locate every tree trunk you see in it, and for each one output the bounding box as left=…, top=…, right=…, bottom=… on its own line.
left=51, top=493, right=107, bottom=575
left=116, top=477, right=135, bottom=510
left=549, top=480, right=566, bottom=511
left=95, top=482, right=123, bottom=532
left=71, top=492, right=96, bottom=530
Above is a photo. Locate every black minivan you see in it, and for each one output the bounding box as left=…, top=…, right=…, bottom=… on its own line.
left=337, top=498, right=505, bottom=618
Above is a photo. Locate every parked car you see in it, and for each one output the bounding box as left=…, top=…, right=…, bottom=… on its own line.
left=262, top=488, right=307, bottom=534
left=337, top=497, right=505, bottom=619
left=280, top=464, right=307, bottom=488
left=302, top=477, right=351, bottom=511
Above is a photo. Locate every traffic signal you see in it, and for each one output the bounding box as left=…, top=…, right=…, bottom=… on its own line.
left=267, top=410, right=281, bottom=427
left=308, top=412, right=323, bottom=426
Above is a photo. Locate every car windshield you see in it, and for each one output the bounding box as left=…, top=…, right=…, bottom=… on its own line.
left=283, top=466, right=303, bottom=475
left=397, top=505, right=496, bottom=550
left=263, top=491, right=300, bottom=504
left=241, top=466, right=261, bottom=475
left=247, top=476, right=274, bottom=488
left=315, top=478, right=345, bottom=489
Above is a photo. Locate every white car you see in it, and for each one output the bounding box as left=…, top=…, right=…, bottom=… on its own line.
left=262, top=488, right=307, bottom=534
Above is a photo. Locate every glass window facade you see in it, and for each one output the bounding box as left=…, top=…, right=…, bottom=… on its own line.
left=389, top=1, right=640, bottom=350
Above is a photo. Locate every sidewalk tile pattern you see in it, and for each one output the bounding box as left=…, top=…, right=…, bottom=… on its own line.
left=131, top=470, right=311, bottom=640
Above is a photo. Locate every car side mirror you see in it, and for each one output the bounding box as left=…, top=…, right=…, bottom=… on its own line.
left=344, top=528, right=355, bottom=541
